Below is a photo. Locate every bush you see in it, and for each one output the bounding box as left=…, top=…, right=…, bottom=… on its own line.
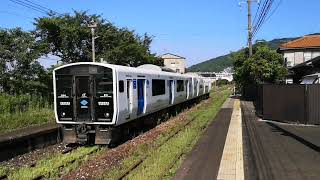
left=0, top=93, right=54, bottom=133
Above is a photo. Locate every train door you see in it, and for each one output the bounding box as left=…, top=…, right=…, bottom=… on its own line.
left=186, top=80, right=190, bottom=99
left=137, top=79, right=145, bottom=115
left=74, top=76, right=93, bottom=121
left=126, top=79, right=133, bottom=118
left=194, top=80, right=198, bottom=96
left=169, top=80, right=174, bottom=104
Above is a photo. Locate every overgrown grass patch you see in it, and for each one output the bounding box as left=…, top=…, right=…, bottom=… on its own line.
left=103, top=85, right=232, bottom=179
left=0, top=93, right=54, bottom=134
left=5, top=146, right=101, bottom=180
left=0, top=108, right=54, bottom=134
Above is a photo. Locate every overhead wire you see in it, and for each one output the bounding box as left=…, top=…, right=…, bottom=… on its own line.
left=252, top=0, right=263, bottom=26
left=9, top=0, right=48, bottom=14
left=8, top=0, right=60, bottom=15
left=252, top=0, right=275, bottom=39
left=264, top=0, right=282, bottom=25
left=23, top=0, right=60, bottom=15
left=252, top=0, right=271, bottom=36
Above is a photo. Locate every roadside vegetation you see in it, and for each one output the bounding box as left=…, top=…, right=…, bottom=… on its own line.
left=232, top=42, right=287, bottom=89
left=102, top=85, right=232, bottom=180
left=0, top=146, right=102, bottom=179
left=0, top=94, right=54, bottom=134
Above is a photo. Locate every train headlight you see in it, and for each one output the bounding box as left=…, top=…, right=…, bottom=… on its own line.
left=61, top=112, right=66, bottom=117
left=104, top=113, right=110, bottom=118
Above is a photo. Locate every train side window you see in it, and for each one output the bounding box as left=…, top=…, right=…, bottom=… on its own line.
left=177, top=80, right=184, bottom=92
left=119, top=80, right=124, bottom=92
left=152, top=79, right=165, bottom=96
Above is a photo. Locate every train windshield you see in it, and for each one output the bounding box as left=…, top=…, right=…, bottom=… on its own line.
left=95, top=73, right=113, bottom=97
left=56, top=75, right=72, bottom=97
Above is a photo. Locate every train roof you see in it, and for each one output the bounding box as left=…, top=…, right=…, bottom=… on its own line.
left=54, top=62, right=203, bottom=79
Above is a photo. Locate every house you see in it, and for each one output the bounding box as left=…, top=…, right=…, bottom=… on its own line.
left=279, top=35, right=320, bottom=68
left=161, top=53, right=186, bottom=73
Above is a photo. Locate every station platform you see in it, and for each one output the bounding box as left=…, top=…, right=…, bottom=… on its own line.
left=173, top=97, right=320, bottom=180
left=173, top=97, right=244, bottom=180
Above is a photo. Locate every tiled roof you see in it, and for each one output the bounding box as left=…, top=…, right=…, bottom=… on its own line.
left=280, top=35, right=320, bottom=49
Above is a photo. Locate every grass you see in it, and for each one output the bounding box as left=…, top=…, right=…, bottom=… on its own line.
left=0, top=108, right=54, bottom=134
left=0, top=93, right=54, bottom=134
left=1, top=146, right=101, bottom=180
left=103, top=85, right=232, bottom=180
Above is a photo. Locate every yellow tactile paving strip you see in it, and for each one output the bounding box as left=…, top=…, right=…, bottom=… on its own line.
left=217, top=99, right=244, bottom=180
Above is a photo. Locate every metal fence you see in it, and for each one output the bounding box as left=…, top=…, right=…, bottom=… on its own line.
left=243, top=84, right=320, bottom=125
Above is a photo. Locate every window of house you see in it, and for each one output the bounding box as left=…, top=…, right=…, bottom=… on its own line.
left=304, top=52, right=312, bottom=61
left=152, top=79, right=165, bottom=96
left=177, top=80, right=184, bottom=92
left=119, top=80, right=124, bottom=92
left=312, top=52, right=320, bottom=59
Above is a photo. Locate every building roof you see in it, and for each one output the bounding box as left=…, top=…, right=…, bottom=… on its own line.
left=280, top=35, right=320, bottom=50
left=161, top=53, right=186, bottom=59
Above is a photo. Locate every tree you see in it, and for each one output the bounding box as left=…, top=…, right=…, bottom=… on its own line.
left=0, top=28, right=49, bottom=95
left=34, top=11, right=162, bottom=66
left=232, top=44, right=287, bottom=87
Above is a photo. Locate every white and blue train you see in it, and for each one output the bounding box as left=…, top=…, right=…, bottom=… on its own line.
left=53, top=62, right=211, bottom=144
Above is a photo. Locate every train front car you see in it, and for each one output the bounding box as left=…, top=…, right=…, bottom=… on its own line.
left=53, top=63, right=116, bottom=145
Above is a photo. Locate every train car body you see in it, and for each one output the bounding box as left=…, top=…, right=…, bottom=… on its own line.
left=53, top=62, right=211, bottom=144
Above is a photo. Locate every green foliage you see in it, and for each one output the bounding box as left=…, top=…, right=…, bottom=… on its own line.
left=0, top=93, right=53, bottom=133
left=188, top=54, right=233, bottom=72
left=0, top=28, right=50, bottom=95
left=7, top=146, right=100, bottom=179
left=233, top=45, right=287, bottom=87
left=216, top=79, right=230, bottom=86
left=34, top=11, right=162, bottom=66
left=188, top=37, right=298, bottom=73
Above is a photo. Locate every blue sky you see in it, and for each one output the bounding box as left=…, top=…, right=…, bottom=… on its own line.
left=1, top=0, right=320, bottom=67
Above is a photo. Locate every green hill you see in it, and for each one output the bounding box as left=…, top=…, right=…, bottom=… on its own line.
left=188, top=37, right=298, bottom=72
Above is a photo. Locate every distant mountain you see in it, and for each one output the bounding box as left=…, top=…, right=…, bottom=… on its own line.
left=187, top=36, right=299, bottom=72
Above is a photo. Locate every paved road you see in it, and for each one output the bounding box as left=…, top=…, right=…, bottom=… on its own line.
left=173, top=98, right=235, bottom=180
left=242, top=100, right=320, bottom=180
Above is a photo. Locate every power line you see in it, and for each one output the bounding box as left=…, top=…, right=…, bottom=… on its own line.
left=9, top=0, right=48, bottom=14
left=264, top=0, right=282, bottom=25
left=9, top=0, right=60, bottom=15
left=252, top=0, right=263, bottom=26
left=252, top=0, right=275, bottom=38
left=252, top=0, right=271, bottom=35
left=23, top=0, right=60, bottom=15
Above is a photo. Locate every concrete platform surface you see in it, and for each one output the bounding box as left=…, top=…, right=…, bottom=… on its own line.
left=173, top=98, right=235, bottom=180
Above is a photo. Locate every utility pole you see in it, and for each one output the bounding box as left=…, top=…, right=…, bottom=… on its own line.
left=248, top=0, right=253, bottom=57
left=88, top=21, right=97, bottom=62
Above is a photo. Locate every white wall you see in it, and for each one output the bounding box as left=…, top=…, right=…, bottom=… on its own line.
left=283, top=49, right=320, bottom=67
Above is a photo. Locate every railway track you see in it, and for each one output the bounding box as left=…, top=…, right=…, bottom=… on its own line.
left=115, top=114, right=199, bottom=180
